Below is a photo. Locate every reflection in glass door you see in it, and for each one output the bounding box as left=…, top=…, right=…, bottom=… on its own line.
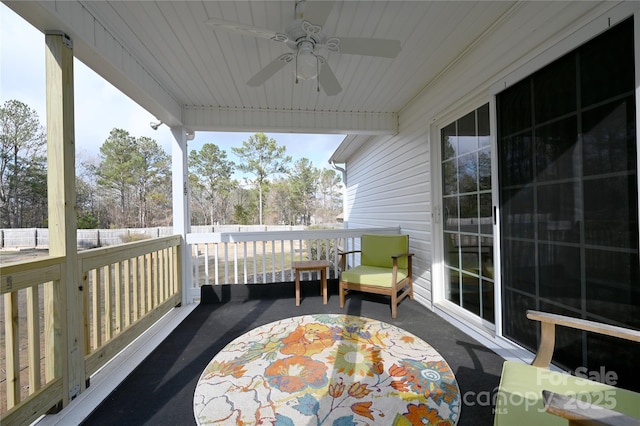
left=441, top=104, right=494, bottom=323
left=496, top=18, right=638, bottom=390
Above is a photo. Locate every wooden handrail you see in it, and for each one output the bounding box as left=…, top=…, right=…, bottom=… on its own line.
left=391, top=252, right=414, bottom=259
left=542, top=390, right=639, bottom=426
left=526, top=310, right=640, bottom=368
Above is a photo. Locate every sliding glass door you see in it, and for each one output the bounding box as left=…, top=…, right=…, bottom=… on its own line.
left=441, top=104, right=495, bottom=324
left=496, top=18, right=638, bottom=391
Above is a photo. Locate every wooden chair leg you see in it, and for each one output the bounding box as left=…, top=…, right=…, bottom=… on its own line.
left=391, top=286, right=398, bottom=318
left=339, top=281, right=345, bottom=307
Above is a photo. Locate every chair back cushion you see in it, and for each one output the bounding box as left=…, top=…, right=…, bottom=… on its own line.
left=361, top=234, right=409, bottom=269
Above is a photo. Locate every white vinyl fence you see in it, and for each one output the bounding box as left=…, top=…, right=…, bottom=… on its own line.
left=0, top=225, right=311, bottom=249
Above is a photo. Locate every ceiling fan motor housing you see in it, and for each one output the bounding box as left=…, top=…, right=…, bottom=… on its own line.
left=205, top=1, right=401, bottom=95
left=285, top=19, right=324, bottom=51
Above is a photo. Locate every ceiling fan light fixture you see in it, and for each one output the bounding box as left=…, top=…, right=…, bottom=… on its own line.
left=295, top=41, right=319, bottom=81
left=206, top=2, right=400, bottom=96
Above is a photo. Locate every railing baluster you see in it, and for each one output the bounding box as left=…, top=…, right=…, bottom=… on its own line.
left=92, top=268, right=102, bottom=349
left=44, top=278, right=59, bottom=383
left=115, top=261, right=122, bottom=334
left=162, top=249, right=170, bottom=302
left=193, top=245, right=200, bottom=288
left=161, top=248, right=166, bottom=303
left=280, top=240, right=285, bottom=282
left=172, top=245, right=179, bottom=294
left=233, top=243, right=239, bottom=284
left=83, top=269, right=91, bottom=355
left=124, top=259, right=131, bottom=328
left=159, top=248, right=165, bottom=303
left=252, top=241, right=257, bottom=284
left=243, top=242, right=248, bottom=284
left=271, top=239, right=276, bottom=283
left=261, top=241, right=267, bottom=284
left=146, top=253, right=153, bottom=313
left=153, top=251, right=160, bottom=308
left=214, top=243, right=219, bottom=285
left=223, top=243, right=229, bottom=284
left=325, top=238, right=330, bottom=280
left=135, top=255, right=141, bottom=320
left=138, top=255, right=146, bottom=317
left=27, top=285, right=41, bottom=395
left=4, top=291, right=19, bottom=408
left=289, top=240, right=295, bottom=281
left=324, top=238, right=329, bottom=260
left=204, top=243, right=210, bottom=286
left=105, top=265, right=113, bottom=340
left=153, top=250, right=158, bottom=306
left=334, top=238, right=341, bottom=278
left=153, top=249, right=159, bottom=303
left=306, top=238, right=312, bottom=280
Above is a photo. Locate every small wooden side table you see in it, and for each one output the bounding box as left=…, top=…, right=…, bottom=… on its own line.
left=292, top=260, right=331, bottom=306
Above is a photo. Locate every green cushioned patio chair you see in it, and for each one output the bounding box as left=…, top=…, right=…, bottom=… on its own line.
left=339, top=234, right=414, bottom=318
left=494, top=310, right=640, bottom=426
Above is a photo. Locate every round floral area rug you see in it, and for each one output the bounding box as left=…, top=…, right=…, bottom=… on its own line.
left=193, top=314, right=461, bottom=425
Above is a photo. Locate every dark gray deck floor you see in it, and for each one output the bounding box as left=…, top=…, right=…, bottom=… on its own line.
left=81, top=280, right=505, bottom=425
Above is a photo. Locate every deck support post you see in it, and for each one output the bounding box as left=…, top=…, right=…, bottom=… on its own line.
left=45, top=31, right=84, bottom=406
left=171, top=127, right=192, bottom=306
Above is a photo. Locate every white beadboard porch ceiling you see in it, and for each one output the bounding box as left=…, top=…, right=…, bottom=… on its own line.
left=6, top=1, right=519, bottom=135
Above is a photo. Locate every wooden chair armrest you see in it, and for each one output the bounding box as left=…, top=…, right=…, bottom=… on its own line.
left=339, top=250, right=361, bottom=270
left=391, top=252, right=415, bottom=259
left=339, top=250, right=361, bottom=256
left=527, top=310, right=640, bottom=368
left=542, top=390, right=639, bottom=426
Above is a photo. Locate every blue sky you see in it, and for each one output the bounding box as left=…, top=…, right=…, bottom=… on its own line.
left=0, top=4, right=345, bottom=177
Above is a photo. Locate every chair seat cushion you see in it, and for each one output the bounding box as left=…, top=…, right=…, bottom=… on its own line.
left=494, top=361, right=640, bottom=425
left=341, top=265, right=408, bottom=288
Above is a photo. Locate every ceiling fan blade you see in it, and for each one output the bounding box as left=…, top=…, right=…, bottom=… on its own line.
left=205, top=17, right=283, bottom=41
left=247, top=54, right=293, bottom=87
left=318, top=62, right=342, bottom=96
left=301, top=1, right=335, bottom=26
left=336, top=37, right=401, bottom=58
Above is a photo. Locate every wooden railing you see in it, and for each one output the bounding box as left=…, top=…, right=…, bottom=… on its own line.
left=1, top=228, right=400, bottom=423
left=0, top=256, right=65, bottom=425
left=186, top=227, right=401, bottom=302
left=79, top=236, right=182, bottom=377
left=0, top=235, right=182, bottom=425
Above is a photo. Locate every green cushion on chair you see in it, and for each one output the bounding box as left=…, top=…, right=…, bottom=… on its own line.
left=360, top=234, right=409, bottom=269
left=494, top=361, right=640, bottom=425
left=341, top=265, right=409, bottom=288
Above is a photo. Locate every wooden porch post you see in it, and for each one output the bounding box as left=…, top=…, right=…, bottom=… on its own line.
left=45, top=31, right=84, bottom=406
left=171, top=127, right=192, bottom=306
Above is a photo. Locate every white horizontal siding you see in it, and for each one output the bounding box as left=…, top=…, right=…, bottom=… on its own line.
left=343, top=1, right=640, bottom=313
left=344, top=107, right=433, bottom=306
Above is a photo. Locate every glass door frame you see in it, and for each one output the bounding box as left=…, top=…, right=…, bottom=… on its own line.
left=430, top=3, right=640, bottom=353
left=429, top=97, right=501, bottom=336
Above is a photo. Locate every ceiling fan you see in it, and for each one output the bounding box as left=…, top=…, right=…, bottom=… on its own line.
left=205, top=0, right=401, bottom=96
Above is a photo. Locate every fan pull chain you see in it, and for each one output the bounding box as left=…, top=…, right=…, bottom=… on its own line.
left=316, top=55, right=320, bottom=92
left=295, top=49, right=300, bottom=84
